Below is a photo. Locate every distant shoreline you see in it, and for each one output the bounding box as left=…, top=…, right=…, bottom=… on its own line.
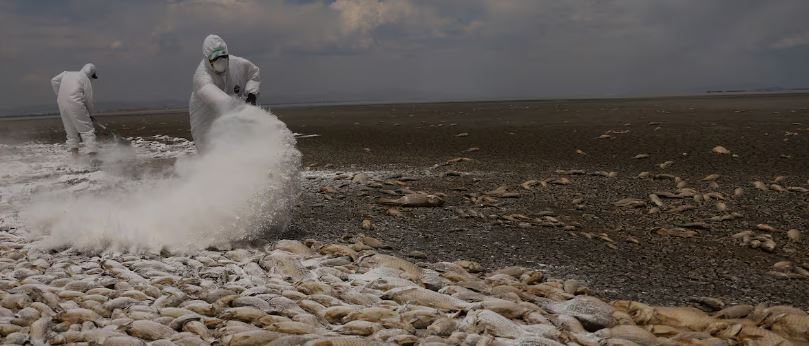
left=2, top=89, right=808, bottom=120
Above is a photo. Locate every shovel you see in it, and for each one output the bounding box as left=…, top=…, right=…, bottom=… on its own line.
left=90, top=115, right=131, bottom=146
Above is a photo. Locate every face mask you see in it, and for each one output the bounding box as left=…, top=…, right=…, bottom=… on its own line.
left=212, top=58, right=228, bottom=73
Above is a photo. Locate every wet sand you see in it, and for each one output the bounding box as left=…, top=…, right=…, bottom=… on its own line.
left=2, top=93, right=808, bottom=308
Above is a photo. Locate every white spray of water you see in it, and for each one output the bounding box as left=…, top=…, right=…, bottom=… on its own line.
left=21, top=105, right=301, bottom=252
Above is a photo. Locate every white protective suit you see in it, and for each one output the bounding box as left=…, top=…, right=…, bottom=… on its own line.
left=189, top=34, right=261, bottom=152
left=51, top=63, right=97, bottom=153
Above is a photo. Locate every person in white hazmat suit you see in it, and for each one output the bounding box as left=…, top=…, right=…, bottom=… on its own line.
left=189, top=34, right=261, bottom=153
left=51, top=63, right=98, bottom=156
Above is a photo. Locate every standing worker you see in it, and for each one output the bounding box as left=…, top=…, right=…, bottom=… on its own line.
left=189, top=34, right=261, bottom=153
left=51, top=63, right=98, bottom=157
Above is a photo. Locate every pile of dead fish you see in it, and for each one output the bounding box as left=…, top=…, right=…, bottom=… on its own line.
left=0, top=231, right=807, bottom=346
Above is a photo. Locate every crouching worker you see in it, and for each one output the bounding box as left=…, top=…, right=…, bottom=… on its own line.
left=189, top=34, right=261, bottom=153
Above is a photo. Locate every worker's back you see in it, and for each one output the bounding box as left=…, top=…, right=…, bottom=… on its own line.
left=56, top=71, right=88, bottom=106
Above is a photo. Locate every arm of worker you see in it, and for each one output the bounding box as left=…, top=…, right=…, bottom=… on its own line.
left=194, top=71, right=241, bottom=114
left=239, top=57, right=260, bottom=96
left=83, top=77, right=96, bottom=115
left=234, top=56, right=260, bottom=105
left=51, top=72, right=64, bottom=95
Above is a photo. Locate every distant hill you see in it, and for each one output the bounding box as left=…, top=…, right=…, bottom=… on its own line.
left=706, top=86, right=809, bottom=94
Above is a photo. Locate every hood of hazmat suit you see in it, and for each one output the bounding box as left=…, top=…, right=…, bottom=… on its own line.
left=189, top=34, right=261, bottom=153
left=51, top=63, right=98, bottom=153
left=81, top=63, right=97, bottom=79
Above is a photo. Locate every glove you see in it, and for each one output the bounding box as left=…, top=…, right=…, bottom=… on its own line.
left=246, top=93, right=257, bottom=105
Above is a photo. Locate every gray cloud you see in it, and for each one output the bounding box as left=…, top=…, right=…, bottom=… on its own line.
left=1, top=0, right=808, bottom=113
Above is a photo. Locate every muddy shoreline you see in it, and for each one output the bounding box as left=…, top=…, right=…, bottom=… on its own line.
left=2, top=93, right=808, bottom=309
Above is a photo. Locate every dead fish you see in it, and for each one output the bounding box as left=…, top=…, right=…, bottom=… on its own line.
left=336, top=320, right=382, bottom=336
left=764, top=312, right=809, bottom=342
left=182, top=320, right=211, bottom=340
left=351, top=173, right=370, bottom=185
left=380, top=207, right=403, bottom=218
left=540, top=295, right=615, bottom=331
left=773, top=261, right=794, bottom=272
left=29, top=316, right=51, bottom=344
left=273, top=240, right=315, bottom=257
left=648, top=194, right=664, bottom=207
left=596, top=325, right=659, bottom=346
left=613, top=198, right=646, bottom=208
left=664, top=204, right=694, bottom=213
left=787, top=229, right=801, bottom=243
left=576, top=149, right=588, bottom=155
left=220, top=307, right=267, bottom=323
left=521, top=180, right=540, bottom=190
left=317, top=244, right=358, bottom=260
left=713, top=304, right=754, bottom=319
left=319, top=186, right=339, bottom=194
left=99, top=335, right=148, bottom=346
left=752, top=181, right=769, bottom=191
left=57, top=308, right=102, bottom=324
left=305, top=336, right=375, bottom=345
left=486, top=185, right=521, bottom=198
left=446, top=157, right=474, bottom=165
left=342, top=307, right=399, bottom=325
left=352, top=236, right=383, bottom=250
left=224, top=330, right=283, bottom=346
left=591, top=171, right=618, bottom=178
left=770, top=184, right=787, bottom=192
left=654, top=191, right=684, bottom=199
left=633, top=154, right=649, bottom=159
left=787, top=186, right=809, bottom=193
left=125, top=320, right=175, bottom=341
left=702, top=190, right=728, bottom=201
left=467, top=309, right=526, bottom=338
left=322, top=306, right=360, bottom=324
left=712, top=146, right=730, bottom=154
left=382, top=287, right=479, bottom=311
left=360, top=254, right=422, bottom=281
left=456, top=132, right=469, bottom=137
left=378, top=193, right=444, bottom=207
left=759, top=236, right=777, bottom=252
left=658, top=161, right=674, bottom=169
left=514, top=335, right=566, bottom=346
left=655, top=227, right=698, bottom=238
left=550, top=177, right=572, bottom=185
left=265, top=321, right=322, bottom=335
left=688, top=297, right=725, bottom=311
left=426, top=317, right=458, bottom=337
left=709, top=214, right=738, bottom=222
left=731, top=230, right=753, bottom=240
left=756, top=224, right=777, bottom=232
left=702, top=174, right=720, bottom=181
left=563, top=279, right=589, bottom=296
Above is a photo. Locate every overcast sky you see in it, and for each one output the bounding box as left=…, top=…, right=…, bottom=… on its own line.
left=2, top=0, right=809, bottom=112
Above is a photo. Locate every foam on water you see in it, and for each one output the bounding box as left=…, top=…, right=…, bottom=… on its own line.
left=11, top=105, right=301, bottom=252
